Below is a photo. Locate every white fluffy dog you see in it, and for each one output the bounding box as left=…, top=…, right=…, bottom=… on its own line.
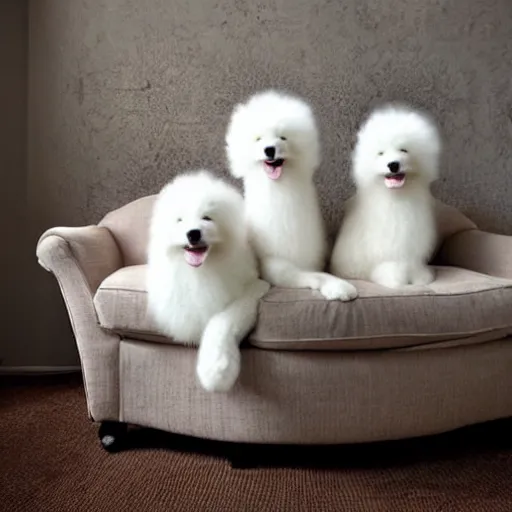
left=330, top=104, right=441, bottom=288
left=146, top=170, right=270, bottom=392
left=225, top=90, right=357, bottom=301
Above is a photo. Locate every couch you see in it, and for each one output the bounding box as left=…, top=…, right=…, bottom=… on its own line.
left=36, top=195, right=512, bottom=452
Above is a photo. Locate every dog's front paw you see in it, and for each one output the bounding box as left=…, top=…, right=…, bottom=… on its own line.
left=196, top=340, right=241, bottom=393
left=411, top=265, right=435, bottom=286
left=320, top=276, right=358, bottom=301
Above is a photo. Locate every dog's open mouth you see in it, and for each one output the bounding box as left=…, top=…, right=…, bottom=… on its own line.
left=184, top=244, right=209, bottom=267
left=264, top=158, right=285, bottom=180
left=384, top=173, right=406, bottom=189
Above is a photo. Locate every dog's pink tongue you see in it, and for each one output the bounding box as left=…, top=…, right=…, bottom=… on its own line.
left=266, top=165, right=282, bottom=180
left=385, top=175, right=406, bottom=189
left=184, top=249, right=207, bottom=267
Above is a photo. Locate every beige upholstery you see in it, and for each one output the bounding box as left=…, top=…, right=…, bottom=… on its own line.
left=99, top=197, right=155, bottom=267
left=120, top=339, right=512, bottom=444
left=95, top=265, right=512, bottom=351
left=439, top=229, right=512, bottom=279
left=37, top=227, right=122, bottom=420
left=36, top=197, right=512, bottom=444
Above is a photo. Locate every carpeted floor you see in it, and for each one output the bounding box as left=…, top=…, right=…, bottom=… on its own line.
left=1, top=374, right=512, bottom=511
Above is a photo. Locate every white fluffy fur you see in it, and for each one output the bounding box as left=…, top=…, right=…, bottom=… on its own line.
left=146, top=170, right=269, bottom=392
left=226, top=89, right=357, bottom=301
left=331, top=104, right=441, bottom=288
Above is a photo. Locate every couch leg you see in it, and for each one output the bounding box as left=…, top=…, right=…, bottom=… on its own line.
left=98, top=421, right=128, bottom=453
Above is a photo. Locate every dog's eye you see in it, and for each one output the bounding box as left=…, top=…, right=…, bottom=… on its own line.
left=280, top=136, right=287, bottom=141
left=177, top=218, right=182, bottom=223
left=202, top=216, right=212, bottom=221
left=400, top=148, right=408, bottom=153
left=378, top=151, right=384, bottom=156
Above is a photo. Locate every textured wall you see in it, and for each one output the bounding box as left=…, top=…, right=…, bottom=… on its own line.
left=21, top=0, right=512, bottom=366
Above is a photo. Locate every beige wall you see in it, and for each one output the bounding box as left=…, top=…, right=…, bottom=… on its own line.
left=4, top=0, right=512, bottom=367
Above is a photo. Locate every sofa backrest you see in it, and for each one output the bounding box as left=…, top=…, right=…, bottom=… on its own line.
left=99, top=195, right=157, bottom=266
left=99, top=194, right=477, bottom=268
left=434, top=200, right=477, bottom=245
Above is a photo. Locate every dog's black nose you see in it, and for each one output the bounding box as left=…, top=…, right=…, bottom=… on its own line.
left=264, top=146, right=276, bottom=159
left=387, top=161, right=400, bottom=173
left=186, top=229, right=202, bottom=245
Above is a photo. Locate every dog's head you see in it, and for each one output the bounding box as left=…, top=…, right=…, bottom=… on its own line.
left=225, top=90, right=320, bottom=181
left=352, top=104, right=441, bottom=190
left=150, top=171, right=245, bottom=268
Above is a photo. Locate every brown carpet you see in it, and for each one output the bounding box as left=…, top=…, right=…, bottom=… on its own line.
left=1, top=375, right=512, bottom=512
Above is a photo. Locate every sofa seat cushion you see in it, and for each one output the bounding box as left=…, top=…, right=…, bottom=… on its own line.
left=94, top=265, right=512, bottom=351
left=252, top=268, right=512, bottom=350
left=94, top=265, right=166, bottom=343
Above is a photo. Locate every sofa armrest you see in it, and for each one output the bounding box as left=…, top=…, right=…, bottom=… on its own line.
left=438, top=229, right=512, bottom=279
left=36, top=226, right=123, bottom=421
left=37, top=226, right=123, bottom=292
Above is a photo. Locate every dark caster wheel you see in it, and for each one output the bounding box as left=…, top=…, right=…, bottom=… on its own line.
left=98, top=421, right=128, bottom=453
left=229, top=455, right=255, bottom=469
left=228, top=446, right=260, bottom=469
